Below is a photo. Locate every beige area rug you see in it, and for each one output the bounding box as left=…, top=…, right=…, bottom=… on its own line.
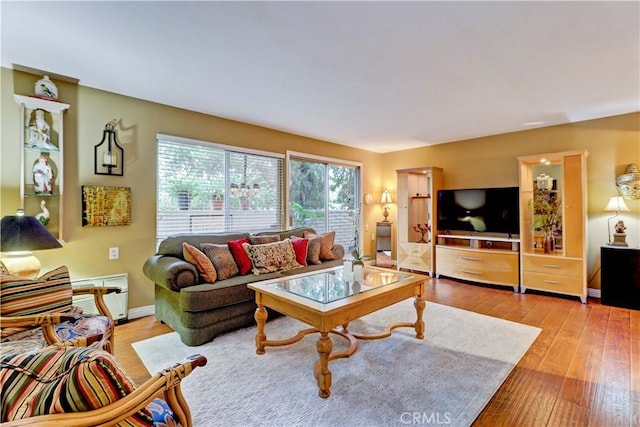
left=133, top=300, right=540, bottom=427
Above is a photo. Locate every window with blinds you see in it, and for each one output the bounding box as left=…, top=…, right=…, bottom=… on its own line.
left=157, top=136, right=284, bottom=245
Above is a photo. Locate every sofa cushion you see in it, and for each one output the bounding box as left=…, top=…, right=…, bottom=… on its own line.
left=303, top=236, right=322, bottom=265
left=200, top=244, right=239, bottom=281
left=158, top=232, right=250, bottom=258
left=243, top=240, right=303, bottom=275
left=276, top=227, right=316, bottom=241
left=289, top=237, right=309, bottom=267
left=227, top=238, right=252, bottom=276
left=248, top=235, right=280, bottom=245
left=183, top=242, right=217, bottom=283
left=304, top=231, right=337, bottom=261
left=0, top=347, right=152, bottom=424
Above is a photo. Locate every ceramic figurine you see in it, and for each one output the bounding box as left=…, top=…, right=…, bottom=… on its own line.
left=32, top=154, right=54, bottom=194
left=35, top=75, right=58, bottom=100
left=28, top=109, right=58, bottom=150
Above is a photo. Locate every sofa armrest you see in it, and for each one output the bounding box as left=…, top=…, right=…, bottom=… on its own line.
left=143, top=255, right=198, bottom=292
left=332, top=244, right=345, bottom=260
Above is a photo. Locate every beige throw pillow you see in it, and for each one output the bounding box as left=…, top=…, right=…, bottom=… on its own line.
left=183, top=242, right=217, bottom=283
left=303, top=231, right=337, bottom=261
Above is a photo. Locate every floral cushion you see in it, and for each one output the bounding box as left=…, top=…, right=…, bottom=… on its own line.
left=243, top=240, right=303, bottom=275
left=0, top=347, right=153, bottom=425
left=148, top=398, right=179, bottom=427
left=0, top=314, right=112, bottom=357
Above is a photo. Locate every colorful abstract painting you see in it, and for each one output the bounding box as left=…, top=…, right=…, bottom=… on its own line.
left=82, top=185, right=131, bottom=226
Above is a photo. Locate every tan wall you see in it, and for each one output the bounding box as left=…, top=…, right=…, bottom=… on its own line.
left=382, top=113, right=640, bottom=289
left=1, top=68, right=382, bottom=309
left=2, top=67, right=638, bottom=312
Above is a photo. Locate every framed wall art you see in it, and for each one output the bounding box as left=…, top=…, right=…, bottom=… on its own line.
left=82, top=185, right=131, bottom=227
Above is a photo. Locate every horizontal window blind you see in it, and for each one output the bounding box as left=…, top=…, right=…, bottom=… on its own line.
left=157, top=137, right=284, bottom=246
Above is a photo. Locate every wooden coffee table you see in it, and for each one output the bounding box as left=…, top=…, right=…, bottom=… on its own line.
left=248, top=265, right=428, bottom=398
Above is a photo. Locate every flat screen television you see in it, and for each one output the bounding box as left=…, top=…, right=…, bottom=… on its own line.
left=437, top=187, right=520, bottom=236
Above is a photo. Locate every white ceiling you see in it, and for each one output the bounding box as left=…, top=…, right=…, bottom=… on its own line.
left=2, top=1, right=639, bottom=153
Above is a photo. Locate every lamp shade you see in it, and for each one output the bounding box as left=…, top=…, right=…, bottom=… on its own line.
left=0, top=210, right=62, bottom=252
left=381, top=189, right=393, bottom=204
left=603, top=196, right=630, bottom=213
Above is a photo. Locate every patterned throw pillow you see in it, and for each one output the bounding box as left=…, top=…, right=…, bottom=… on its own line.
left=303, top=231, right=337, bottom=260
left=288, top=237, right=309, bottom=267
left=227, top=238, right=253, bottom=276
left=0, top=346, right=152, bottom=424
left=200, top=243, right=239, bottom=280
left=248, top=235, right=280, bottom=245
left=243, top=240, right=303, bottom=275
left=183, top=242, right=217, bottom=283
left=0, top=266, right=73, bottom=317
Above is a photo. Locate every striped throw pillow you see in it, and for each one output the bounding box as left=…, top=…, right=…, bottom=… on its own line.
left=0, top=346, right=153, bottom=424
left=0, top=266, right=73, bottom=317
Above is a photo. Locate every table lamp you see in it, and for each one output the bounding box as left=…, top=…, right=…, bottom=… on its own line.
left=0, top=209, right=62, bottom=278
left=603, top=196, right=630, bottom=246
left=381, top=189, right=392, bottom=222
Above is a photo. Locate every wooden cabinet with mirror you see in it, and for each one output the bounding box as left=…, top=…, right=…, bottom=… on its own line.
left=396, top=167, right=443, bottom=275
left=518, top=150, right=588, bottom=303
left=14, top=95, right=70, bottom=240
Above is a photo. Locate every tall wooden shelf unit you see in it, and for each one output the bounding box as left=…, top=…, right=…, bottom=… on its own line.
left=518, top=150, right=588, bottom=303
left=14, top=95, right=70, bottom=240
left=396, top=167, right=443, bottom=275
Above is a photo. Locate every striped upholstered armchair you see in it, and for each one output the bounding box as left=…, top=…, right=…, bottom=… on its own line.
left=0, top=346, right=207, bottom=426
left=0, top=266, right=119, bottom=356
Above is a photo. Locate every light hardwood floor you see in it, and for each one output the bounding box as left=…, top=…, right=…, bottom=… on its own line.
left=115, top=277, right=639, bottom=426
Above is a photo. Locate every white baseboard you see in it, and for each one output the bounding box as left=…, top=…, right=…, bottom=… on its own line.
left=588, top=288, right=601, bottom=299
left=127, top=305, right=155, bottom=320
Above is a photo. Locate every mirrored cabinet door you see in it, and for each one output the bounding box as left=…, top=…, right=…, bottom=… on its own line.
left=518, top=151, right=588, bottom=303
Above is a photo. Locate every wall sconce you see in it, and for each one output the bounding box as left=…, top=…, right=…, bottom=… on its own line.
left=603, top=195, right=630, bottom=246
left=94, top=120, right=124, bottom=176
left=0, top=209, right=62, bottom=278
left=380, top=189, right=392, bottom=222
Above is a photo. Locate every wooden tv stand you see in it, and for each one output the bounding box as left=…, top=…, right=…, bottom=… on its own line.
left=435, top=234, right=520, bottom=291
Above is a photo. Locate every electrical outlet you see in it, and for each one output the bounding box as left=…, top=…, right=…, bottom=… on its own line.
left=371, top=233, right=375, bottom=241
left=109, top=247, right=119, bottom=260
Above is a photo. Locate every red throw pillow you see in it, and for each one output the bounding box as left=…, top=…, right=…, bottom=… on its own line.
left=289, top=237, right=309, bottom=267
left=227, top=238, right=252, bottom=275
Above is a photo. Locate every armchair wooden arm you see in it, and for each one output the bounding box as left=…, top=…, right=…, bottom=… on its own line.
left=72, top=285, right=121, bottom=319
left=2, top=354, right=208, bottom=427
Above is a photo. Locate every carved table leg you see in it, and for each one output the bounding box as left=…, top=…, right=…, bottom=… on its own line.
left=254, top=304, right=268, bottom=355
left=414, top=294, right=426, bottom=339
left=316, top=332, right=333, bottom=398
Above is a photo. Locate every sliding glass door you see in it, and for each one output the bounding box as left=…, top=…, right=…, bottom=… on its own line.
left=288, top=154, right=360, bottom=254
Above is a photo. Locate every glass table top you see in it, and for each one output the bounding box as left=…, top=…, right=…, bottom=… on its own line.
left=272, top=267, right=414, bottom=304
